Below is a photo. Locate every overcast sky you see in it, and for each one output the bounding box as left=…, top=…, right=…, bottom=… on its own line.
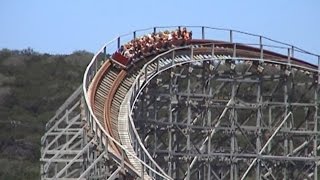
left=0, top=0, right=319, bottom=62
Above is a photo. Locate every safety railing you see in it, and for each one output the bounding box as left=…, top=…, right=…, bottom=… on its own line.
left=82, top=26, right=320, bottom=179
left=114, top=26, right=320, bottom=65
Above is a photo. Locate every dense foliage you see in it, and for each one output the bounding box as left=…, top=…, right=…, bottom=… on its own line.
left=0, top=48, right=93, bottom=179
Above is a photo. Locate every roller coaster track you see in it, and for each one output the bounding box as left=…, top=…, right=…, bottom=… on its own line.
left=41, top=26, right=320, bottom=179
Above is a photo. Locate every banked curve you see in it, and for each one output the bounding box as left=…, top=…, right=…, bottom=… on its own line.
left=83, top=26, right=320, bottom=179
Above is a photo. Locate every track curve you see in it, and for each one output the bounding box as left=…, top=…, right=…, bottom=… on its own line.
left=82, top=26, right=320, bottom=179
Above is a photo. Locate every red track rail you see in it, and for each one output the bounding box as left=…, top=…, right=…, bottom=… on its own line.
left=104, top=70, right=127, bottom=156
left=88, top=38, right=318, bottom=177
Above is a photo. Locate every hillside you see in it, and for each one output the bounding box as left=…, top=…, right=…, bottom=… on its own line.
left=0, top=48, right=93, bottom=179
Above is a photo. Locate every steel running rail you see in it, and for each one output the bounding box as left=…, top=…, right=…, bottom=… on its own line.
left=82, top=42, right=172, bottom=179
left=82, top=26, right=320, bottom=179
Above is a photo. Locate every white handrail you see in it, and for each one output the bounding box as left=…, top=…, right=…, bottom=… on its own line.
left=82, top=26, right=320, bottom=179
left=127, top=46, right=320, bottom=179
left=82, top=38, right=171, bottom=179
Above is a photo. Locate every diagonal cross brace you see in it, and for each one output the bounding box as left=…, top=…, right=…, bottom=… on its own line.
left=240, top=112, right=292, bottom=180
left=187, top=99, right=233, bottom=173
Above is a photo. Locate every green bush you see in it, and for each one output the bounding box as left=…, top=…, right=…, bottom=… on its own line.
left=0, top=48, right=93, bottom=179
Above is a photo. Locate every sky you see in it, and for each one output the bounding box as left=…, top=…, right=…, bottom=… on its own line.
left=0, top=0, right=319, bottom=62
